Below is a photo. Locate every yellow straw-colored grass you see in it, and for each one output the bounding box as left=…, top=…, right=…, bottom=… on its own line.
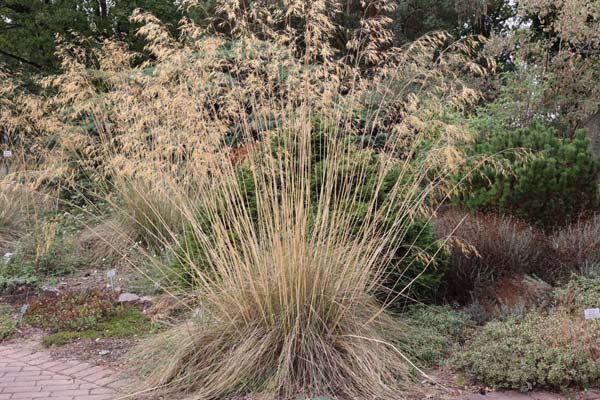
left=20, top=2, right=492, bottom=398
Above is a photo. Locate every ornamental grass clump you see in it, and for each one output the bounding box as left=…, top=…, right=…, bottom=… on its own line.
left=34, top=1, right=492, bottom=398
left=129, top=108, right=436, bottom=400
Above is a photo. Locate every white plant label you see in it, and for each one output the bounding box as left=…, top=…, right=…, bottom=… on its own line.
left=107, top=269, right=117, bottom=291
left=2, top=150, right=12, bottom=158
left=584, top=308, right=600, bottom=320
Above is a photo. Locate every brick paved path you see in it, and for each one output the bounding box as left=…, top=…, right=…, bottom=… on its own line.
left=3, top=342, right=599, bottom=400
left=0, top=345, right=123, bottom=400
left=460, top=390, right=600, bottom=400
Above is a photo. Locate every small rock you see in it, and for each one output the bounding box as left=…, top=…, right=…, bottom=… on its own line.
left=98, top=350, right=110, bottom=356
left=118, top=293, right=140, bottom=303
left=42, top=286, right=60, bottom=296
left=139, top=295, right=153, bottom=304
left=583, top=390, right=600, bottom=400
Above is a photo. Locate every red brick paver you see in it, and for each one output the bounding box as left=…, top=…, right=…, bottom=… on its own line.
left=0, top=345, right=123, bottom=400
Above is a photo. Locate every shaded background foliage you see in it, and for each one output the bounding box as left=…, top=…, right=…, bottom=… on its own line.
left=1, top=0, right=508, bottom=72
left=0, top=0, right=182, bottom=72
left=454, top=122, right=599, bottom=231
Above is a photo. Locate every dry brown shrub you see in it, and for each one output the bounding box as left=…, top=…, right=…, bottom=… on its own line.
left=551, top=214, right=600, bottom=277
left=436, top=210, right=560, bottom=302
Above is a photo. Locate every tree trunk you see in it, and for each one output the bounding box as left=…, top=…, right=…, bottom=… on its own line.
left=99, top=0, right=108, bottom=18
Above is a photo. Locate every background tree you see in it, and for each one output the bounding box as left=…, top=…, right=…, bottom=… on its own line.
left=392, top=0, right=515, bottom=44
left=0, top=0, right=182, bottom=73
left=480, top=0, right=600, bottom=133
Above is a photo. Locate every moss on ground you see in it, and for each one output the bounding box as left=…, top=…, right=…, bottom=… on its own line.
left=42, top=307, right=159, bottom=347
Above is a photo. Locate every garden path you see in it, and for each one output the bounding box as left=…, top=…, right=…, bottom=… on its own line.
left=460, top=391, right=600, bottom=400
left=2, top=340, right=600, bottom=400
left=0, top=343, right=124, bottom=400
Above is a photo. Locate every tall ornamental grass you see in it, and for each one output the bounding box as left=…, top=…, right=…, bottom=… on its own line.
left=16, top=1, right=492, bottom=398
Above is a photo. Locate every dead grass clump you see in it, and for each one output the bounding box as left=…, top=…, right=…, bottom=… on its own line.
left=113, top=177, right=186, bottom=248
left=76, top=216, right=136, bottom=267
left=436, top=210, right=560, bottom=302
left=76, top=176, right=185, bottom=267
left=0, top=190, right=25, bottom=253
left=0, top=181, right=54, bottom=253
left=551, top=214, right=600, bottom=276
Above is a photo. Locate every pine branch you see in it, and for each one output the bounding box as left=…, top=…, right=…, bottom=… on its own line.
left=0, top=48, right=42, bottom=68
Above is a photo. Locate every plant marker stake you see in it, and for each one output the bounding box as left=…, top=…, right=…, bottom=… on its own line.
left=107, top=269, right=116, bottom=292
left=19, top=304, right=29, bottom=323
left=1, top=150, right=11, bottom=174
left=584, top=308, right=600, bottom=320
